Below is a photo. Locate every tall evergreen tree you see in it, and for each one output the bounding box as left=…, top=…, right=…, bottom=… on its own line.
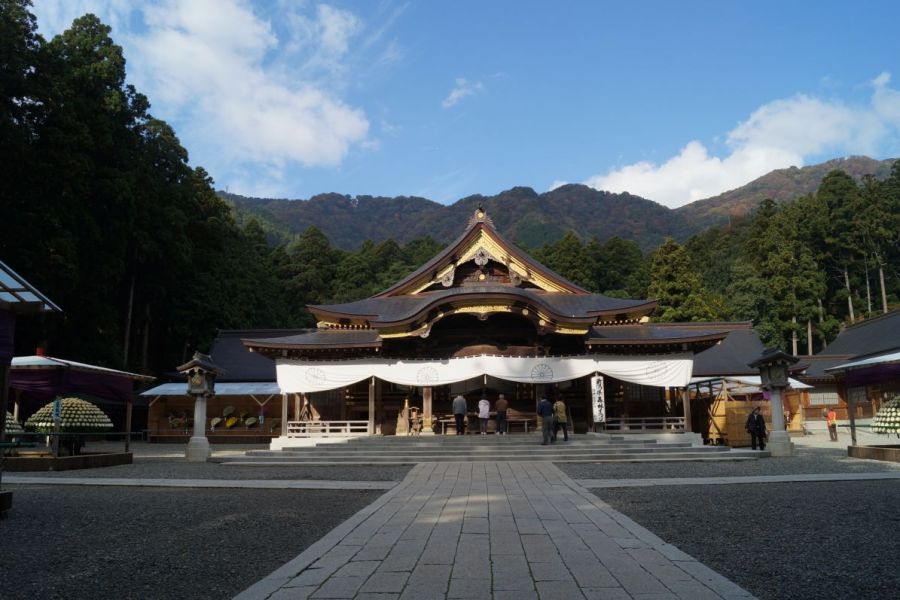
left=817, top=170, right=865, bottom=322
left=648, top=238, right=720, bottom=322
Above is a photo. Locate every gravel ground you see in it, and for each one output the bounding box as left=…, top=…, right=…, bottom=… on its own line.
left=558, top=446, right=900, bottom=480
left=594, top=480, right=900, bottom=600
left=12, top=459, right=412, bottom=481
left=0, top=484, right=382, bottom=600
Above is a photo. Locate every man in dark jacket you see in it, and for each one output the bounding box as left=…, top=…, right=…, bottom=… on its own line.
left=495, top=394, right=509, bottom=435
left=745, top=406, right=767, bottom=450
left=452, top=394, right=467, bottom=435
left=538, top=396, right=554, bottom=445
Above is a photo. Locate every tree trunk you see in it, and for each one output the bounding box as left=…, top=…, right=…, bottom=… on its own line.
left=864, top=257, right=872, bottom=317
left=817, top=298, right=827, bottom=350
left=807, top=320, right=813, bottom=355
left=141, top=304, right=150, bottom=373
left=791, top=315, right=798, bottom=355
left=123, top=273, right=135, bottom=367
left=879, top=264, right=888, bottom=314
left=844, top=267, right=855, bottom=323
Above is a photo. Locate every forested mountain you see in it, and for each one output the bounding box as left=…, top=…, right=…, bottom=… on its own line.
left=223, top=185, right=683, bottom=251
left=673, top=156, right=895, bottom=236
left=224, top=156, right=896, bottom=251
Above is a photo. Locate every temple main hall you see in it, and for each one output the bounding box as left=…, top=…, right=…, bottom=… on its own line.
left=241, top=207, right=730, bottom=441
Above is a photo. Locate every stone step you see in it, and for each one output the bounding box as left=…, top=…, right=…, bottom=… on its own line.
left=227, top=448, right=732, bottom=463
left=217, top=451, right=762, bottom=465
left=292, top=438, right=688, bottom=447
left=340, top=436, right=657, bottom=445
left=246, top=444, right=706, bottom=457
left=260, top=440, right=693, bottom=452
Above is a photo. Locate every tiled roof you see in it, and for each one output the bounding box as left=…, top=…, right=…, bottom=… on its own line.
left=11, top=355, right=154, bottom=381
left=243, top=329, right=382, bottom=350
left=586, top=324, right=727, bottom=345
left=816, top=310, right=900, bottom=360
left=141, top=382, right=282, bottom=397
left=210, top=329, right=306, bottom=381
left=651, top=323, right=765, bottom=377
left=310, top=286, right=654, bottom=324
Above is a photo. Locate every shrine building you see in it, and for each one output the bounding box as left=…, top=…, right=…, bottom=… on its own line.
left=241, top=207, right=732, bottom=444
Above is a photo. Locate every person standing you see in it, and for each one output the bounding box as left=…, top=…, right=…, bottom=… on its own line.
left=495, top=393, right=508, bottom=435
left=745, top=406, right=767, bottom=450
left=538, top=396, right=555, bottom=445
left=827, top=407, right=838, bottom=441
left=478, top=396, right=490, bottom=435
left=452, top=394, right=468, bottom=435
left=552, top=397, right=569, bottom=442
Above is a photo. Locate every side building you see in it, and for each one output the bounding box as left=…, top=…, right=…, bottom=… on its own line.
left=798, top=309, right=900, bottom=430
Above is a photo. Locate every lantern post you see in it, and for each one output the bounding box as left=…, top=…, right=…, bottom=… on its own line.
left=177, top=352, right=224, bottom=462
left=748, top=348, right=798, bottom=457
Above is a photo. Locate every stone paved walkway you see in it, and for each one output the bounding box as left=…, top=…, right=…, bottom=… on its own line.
left=235, top=462, right=756, bottom=600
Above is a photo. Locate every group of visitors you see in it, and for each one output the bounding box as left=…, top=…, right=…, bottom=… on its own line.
left=537, top=396, right=569, bottom=445
left=451, top=393, right=511, bottom=435
left=450, top=393, right=569, bottom=442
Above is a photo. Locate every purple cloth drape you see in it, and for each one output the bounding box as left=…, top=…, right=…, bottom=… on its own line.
left=10, top=368, right=134, bottom=403
left=0, top=311, right=14, bottom=367
left=845, top=364, right=900, bottom=388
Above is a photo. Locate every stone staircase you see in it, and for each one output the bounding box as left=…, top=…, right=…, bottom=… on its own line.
left=216, top=434, right=768, bottom=465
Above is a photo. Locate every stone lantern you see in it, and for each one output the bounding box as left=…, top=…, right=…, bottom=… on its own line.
left=748, top=348, right=798, bottom=456
left=177, top=352, right=224, bottom=462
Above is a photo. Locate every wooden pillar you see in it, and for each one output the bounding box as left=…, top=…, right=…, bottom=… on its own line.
left=340, top=389, right=348, bottom=420
left=293, top=393, right=301, bottom=421
left=13, top=389, right=21, bottom=422
left=368, top=377, right=376, bottom=435
left=124, top=399, right=133, bottom=453
left=848, top=385, right=857, bottom=446
left=422, top=386, right=434, bottom=434
left=0, top=363, right=10, bottom=511
left=682, top=387, right=692, bottom=433
left=280, top=393, right=288, bottom=436
left=375, top=379, right=383, bottom=435
left=0, top=365, right=8, bottom=445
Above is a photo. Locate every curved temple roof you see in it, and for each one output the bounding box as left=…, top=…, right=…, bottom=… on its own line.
left=310, top=286, right=656, bottom=326
left=243, top=323, right=727, bottom=356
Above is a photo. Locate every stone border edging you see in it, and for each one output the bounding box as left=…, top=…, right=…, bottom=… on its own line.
left=849, top=445, right=900, bottom=463
left=3, top=476, right=396, bottom=491
left=574, top=471, right=900, bottom=488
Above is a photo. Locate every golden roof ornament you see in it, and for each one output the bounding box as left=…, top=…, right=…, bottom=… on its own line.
left=467, top=204, right=495, bottom=229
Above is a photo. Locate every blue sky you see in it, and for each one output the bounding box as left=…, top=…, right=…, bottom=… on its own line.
left=33, top=1, right=900, bottom=207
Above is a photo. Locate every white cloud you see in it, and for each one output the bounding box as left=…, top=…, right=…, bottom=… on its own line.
left=131, top=0, right=369, bottom=169
left=442, top=77, right=484, bottom=108
left=579, top=75, right=900, bottom=208
left=32, top=0, right=374, bottom=187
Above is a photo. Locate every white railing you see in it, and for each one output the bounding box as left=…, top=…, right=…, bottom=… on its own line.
left=286, top=420, right=370, bottom=438
left=602, top=417, right=685, bottom=432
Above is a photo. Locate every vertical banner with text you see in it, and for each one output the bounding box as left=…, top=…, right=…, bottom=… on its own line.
left=591, top=374, right=606, bottom=423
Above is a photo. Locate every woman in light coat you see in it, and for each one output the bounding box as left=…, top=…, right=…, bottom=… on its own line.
left=478, top=397, right=491, bottom=435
